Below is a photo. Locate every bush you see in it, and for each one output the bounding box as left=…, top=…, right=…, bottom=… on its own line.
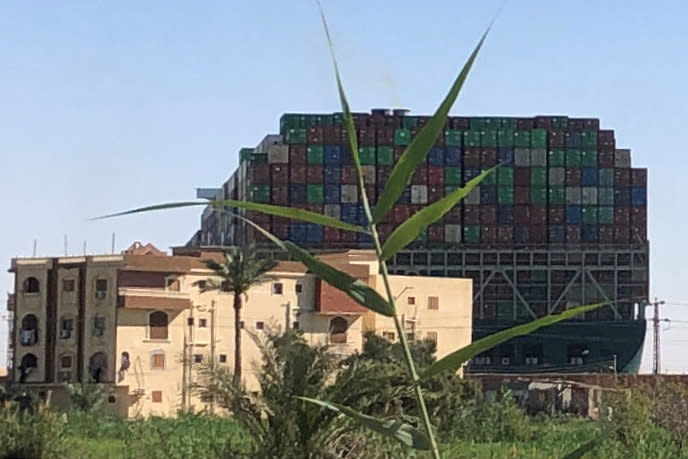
left=0, top=403, right=68, bottom=459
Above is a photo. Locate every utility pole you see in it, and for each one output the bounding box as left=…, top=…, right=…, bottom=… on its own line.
left=651, top=298, right=666, bottom=375
left=209, top=300, right=216, bottom=414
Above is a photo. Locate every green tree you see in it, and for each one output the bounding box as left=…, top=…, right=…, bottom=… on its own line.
left=201, top=245, right=276, bottom=382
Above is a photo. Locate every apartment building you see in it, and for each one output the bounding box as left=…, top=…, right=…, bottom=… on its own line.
left=7, top=242, right=472, bottom=417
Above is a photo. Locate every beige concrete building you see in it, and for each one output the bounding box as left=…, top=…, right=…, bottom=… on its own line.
left=6, top=243, right=472, bottom=417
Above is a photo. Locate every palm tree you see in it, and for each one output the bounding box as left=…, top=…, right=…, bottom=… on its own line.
left=202, top=245, right=276, bottom=381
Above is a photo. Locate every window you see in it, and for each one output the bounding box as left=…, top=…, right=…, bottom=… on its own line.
left=194, top=354, right=203, bottom=363
left=19, top=354, right=38, bottom=383
left=61, top=355, right=72, bottom=369
left=59, top=317, right=74, bottom=339
left=95, top=279, right=108, bottom=299
left=62, top=279, right=75, bottom=292
left=292, top=321, right=300, bottom=330
left=567, top=344, right=589, bottom=366
left=187, top=318, right=194, bottom=326
left=166, top=277, right=180, bottom=291
left=58, top=371, right=71, bottom=383
left=88, top=352, right=107, bottom=383
left=23, top=277, right=40, bottom=294
left=197, top=280, right=207, bottom=290
left=256, top=321, right=265, bottom=330
left=428, top=296, right=439, bottom=310
left=151, top=390, right=163, bottom=403
left=20, top=315, right=38, bottom=345
left=219, top=354, right=227, bottom=363
left=199, top=318, right=207, bottom=328
left=108, top=395, right=116, bottom=403
left=426, top=331, right=438, bottom=343
left=239, top=321, right=245, bottom=329
left=382, top=331, right=395, bottom=342
left=272, top=283, right=283, bottom=295
left=149, top=311, right=169, bottom=340
left=151, top=352, right=165, bottom=370
left=295, top=284, right=303, bottom=293
left=329, top=317, right=348, bottom=344
left=406, top=332, right=415, bottom=342
left=407, top=296, right=415, bottom=305
left=92, top=317, right=106, bottom=337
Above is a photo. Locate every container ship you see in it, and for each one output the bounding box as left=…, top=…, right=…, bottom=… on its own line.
left=188, top=109, right=648, bottom=374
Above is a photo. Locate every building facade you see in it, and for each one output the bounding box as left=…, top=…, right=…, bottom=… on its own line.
left=6, top=243, right=472, bottom=417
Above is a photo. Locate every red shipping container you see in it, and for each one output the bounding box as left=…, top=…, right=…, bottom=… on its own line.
left=307, top=166, right=323, bottom=184
left=289, top=145, right=306, bottom=166
left=307, top=126, right=323, bottom=144
left=517, top=118, right=535, bottom=130
left=632, top=225, right=647, bottom=241
left=377, top=223, right=394, bottom=242
left=614, top=169, right=630, bottom=185
left=631, top=169, right=647, bottom=186
left=394, top=146, right=406, bottom=162
left=376, top=127, right=394, bottom=145
left=409, top=205, right=424, bottom=217
left=322, top=126, right=338, bottom=144
left=548, top=130, right=566, bottom=148
left=364, top=185, right=376, bottom=203
left=598, top=151, right=615, bottom=167
left=464, top=147, right=482, bottom=167
left=598, top=130, right=615, bottom=144
left=615, top=226, right=630, bottom=243
left=428, top=225, right=445, bottom=242
left=481, top=148, right=498, bottom=167
left=549, top=206, right=565, bottom=225
left=411, top=167, right=427, bottom=185
left=529, top=224, right=546, bottom=243
left=340, top=230, right=357, bottom=242
left=270, top=164, right=289, bottom=185
left=480, top=206, right=497, bottom=225
left=565, top=169, right=581, bottom=186
left=514, top=205, right=530, bottom=224
left=428, top=166, right=445, bottom=186
left=482, top=225, right=497, bottom=242
left=246, top=211, right=270, bottom=226
left=428, top=186, right=443, bottom=202
left=323, top=227, right=341, bottom=242
left=290, top=165, right=307, bottom=183
left=514, top=167, right=530, bottom=186
left=614, top=208, right=630, bottom=226
left=272, top=186, right=289, bottom=205
left=530, top=206, right=547, bottom=224
left=273, top=222, right=289, bottom=239
left=249, top=164, right=270, bottom=184
left=566, top=225, right=581, bottom=243
left=452, top=117, right=471, bottom=130
left=568, top=119, right=585, bottom=130
left=393, top=205, right=410, bottom=223
left=515, top=187, right=530, bottom=205
left=379, top=205, right=394, bottom=224
left=631, top=207, right=647, bottom=226
left=599, top=225, right=615, bottom=243
left=340, top=166, right=357, bottom=184
left=497, top=225, right=513, bottom=243
left=376, top=166, right=392, bottom=183
left=582, top=118, right=600, bottom=130
left=247, top=226, right=269, bottom=243
left=535, top=116, right=553, bottom=129
left=358, top=127, right=376, bottom=146
left=464, top=205, right=481, bottom=224
left=445, top=206, right=462, bottom=223
left=598, top=142, right=615, bottom=153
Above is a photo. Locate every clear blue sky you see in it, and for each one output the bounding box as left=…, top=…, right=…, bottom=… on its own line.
left=1, top=1, right=687, bottom=372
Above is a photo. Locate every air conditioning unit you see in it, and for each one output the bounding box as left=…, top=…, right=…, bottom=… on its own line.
left=132, top=388, right=146, bottom=396
left=95, top=291, right=106, bottom=300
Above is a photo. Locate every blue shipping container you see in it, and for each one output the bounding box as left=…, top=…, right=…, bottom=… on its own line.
left=480, top=186, right=498, bottom=205
left=324, top=185, right=340, bottom=204
left=631, top=187, right=647, bottom=206
left=445, top=147, right=462, bottom=166
left=357, top=232, right=373, bottom=243
left=463, top=168, right=481, bottom=182
left=498, top=205, right=514, bottom=224
left=340, top=146, right=353, bottom=164
left=324, top=167, right=341, bottom=184
left=514, top=226, right=529, bottom=243
left=289, top=223, right=308, bottom=242
left=581, top=224, right=598, bottom=242
left=428, top=147, right=445, bottom=166
left=614, top=188, right=631, bottom=207
left=290, top=184, right=307, bottom=203
left=497, top=147, right=515, bottom=164
left=306, top=224, right=323, bottom=243
left=581, top=168, right=598, bottom=186
left=340, top=204, right=358, bottom=224
left=399, top=186, right=411, bottom=204
left=324, top=145, right=341, bottom=164
left=566, top=206, right=582, bottom=224
left=549, top=225, right=565, bottom=243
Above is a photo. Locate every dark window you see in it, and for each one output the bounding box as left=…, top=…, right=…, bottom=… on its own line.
left=382, top=331, right=395, bottom=341
left=273, top=283, right=283, bottom=295
left=151, top=353, right=165, bottom=369
left=292, top=321, right=300, bottom=330
left=166, top=277, right=179, bottom=291
left=239, top=321, right=245, bottom=329
left=149, top=311, right=169, bottom=340
left=88, top=352, right=107, bottom=382
left=426, top=331, right=438, bottom=343
left=295, top=284, right=303, bottom=293
left=256, top=321, right=265, bottom=330
left=219, top=354, right=227, bottom=363
left=108, top=395, right=116, bottom=403
left=23, top=277, right=40, bottom=294
left=407, top=296, right=415, bottom=305
left=20, top=315, right=38, bottom=345
left=329, top=317, right=348, bottom=344
left=197, top=280, right=207, bottom=290
left=60, top=317, right=74, bottom=339
left=95, top=279, right=108, bottom=299
left=199, top=318, right=208, bottom=328
left=61, top=355, right=72, bottom=368
left=62, top=279, right=75, bottom=292
left=92, top=317, right=106, bottom=337
left=428, top=296, right=439, bottom=310
left=151, top=390, right=163, bottom=403
left=406, top=332, right=415, bottom=342
left=18, top=354, right=38, bottom=382
left=194, top=354, right=203, bottom=363
left=187, top=318, right=194, bottom=326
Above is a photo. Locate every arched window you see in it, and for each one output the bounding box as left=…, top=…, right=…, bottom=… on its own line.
left=149, top=311, right=169, bottom=340
left=20, top=314, right=38, bottom=345
left=329, top=316, right=349, bottom=344
left=89, top=352, right=107, bottom=383
left=19, top=353, right=38, bottom=383
left=118, top=352, right=130, bottom=382
left=23, top=277, right=40, bottom=294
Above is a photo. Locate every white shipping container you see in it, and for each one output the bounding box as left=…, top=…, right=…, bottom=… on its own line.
left=268, top=144, right=289, bottom=164
left=549, top=167, right=565, bottom=185
left=530, top=148, right=547, bottom=167
left=324, top=204, right=341, bottom=219
left=514, top=148, right=531, bottom=166
left=445, top=224, right=462, bottom=243
left=615, top=149, right=631, bottom=168
left=341, top=185, right=358, bottom=203
left=411, top=185, right=428, bottom=204
left=255, top=134, right=283, bottom=153
left=582, top=187, right=598, bottom=205
left=465, top=187, right=481, bottom=205
left=565, top=187, right=582, bottom=205
left=361, top=166, right=376, bottom=184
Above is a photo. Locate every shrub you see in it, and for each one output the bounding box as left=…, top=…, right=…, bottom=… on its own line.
left=0, top=403, right=68, bottom=459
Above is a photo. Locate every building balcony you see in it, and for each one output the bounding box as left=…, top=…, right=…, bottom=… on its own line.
left=118, top=288, right=191, bottom=310
left=7, top=293, right=15, bottom=311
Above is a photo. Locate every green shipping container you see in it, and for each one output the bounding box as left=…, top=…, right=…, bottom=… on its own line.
left=566, top=149, right=582, bottom=168
left=482, top=170, right=497, bottom=185
left=582, top=206, right=598, bottom=224
left=514, top=130, right=531, bottom=147
left=464, top=130, right=481, bottom=147
left=598, top=188, right=614, bottom=206
left=307, top=145, right=324, bottom=164
left=498, top=186, right=514, bottom=205
left=240, top=148, right=255, bottom=161
left=500, top=118, right=518, bottom=129
left=599, top=206, right=614, bottom=224
left=530, top=167, right=547, bottom=187
left=580, top=149, right=598, bottom=167
left=481, top=130, right=498, bottom=147
left=548, top=149, right=566, bottom=167
left=394, top=128, right=411, bottom=146
left=359, top=146, right=376, bottom=165
left=531, top=186, right=547, bottom=204
left=463, top=225, right=481, bottom=243
left=333, top=113, right=344, bottom=125
left=314, top=115, right=333, bottom=126
left=497, top=129, right=515, bottom=147
left=581, top=131, right=598, bottom=147
left=549, top=186, right=565, bottom=204
left=498, top=167, right=514, bottom=186
left=445, top=167, right=462, bottom=185
left=377, top=146, right=394, bottom=165
left=287, top=128, right=307, bottom=144
left=445, top=185, right=459, bottom=195
left=249, top=153, right=268, bottom=165
left=280, top=114, right=302, bottom=131
left=530, top=129, right=548, bottom=148
left=445, top=130, right=462, bottom=146
left=552, top=117, right=568, bottom=129
left=251, top=185, right=270, bottom=203
left=402, top=116, right=418, bottom=130
left=307, top=184, right=324, bottom=203
left=598, top=169, right=614, bottom=187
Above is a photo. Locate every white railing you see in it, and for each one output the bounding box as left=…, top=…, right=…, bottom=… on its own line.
left=118, top=288, right=189, bottom=299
